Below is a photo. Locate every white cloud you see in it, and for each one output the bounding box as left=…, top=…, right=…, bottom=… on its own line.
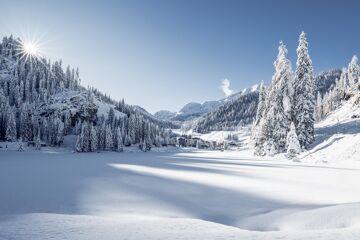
left=221, top=78, right=234, bottom=97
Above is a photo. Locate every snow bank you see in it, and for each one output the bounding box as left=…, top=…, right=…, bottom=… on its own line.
left=1, top=208, right=360, bottom=240
left=301, top=100, right=360, bottom=165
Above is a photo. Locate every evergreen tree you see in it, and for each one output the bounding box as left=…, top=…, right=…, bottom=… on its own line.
left=294, top=31, right=315, bottom=148
left=81, top=121, right=90, bottom=152
left=35, top=130, right=41, bottom=150
left=254, top=82, right=267, bottom=126
left=251, top=82, right=267, bottom=154
left=108, top=107, right=115, bottom=126
left=262, top=41, right=294, bottom=153
left=128, top=115, right=136, bottom=144
left=315, top=92, right=323, bottom=122
left=6, top=107, right=17, bottom=141
left=105, top=125, right=113, bottom=150
left=286, top=122, right=301, bottom=159
left=347, top=55, right=360, bottom=89
left=145, top=134, right=152, bottom=151
left=20, top=104, right=33, bottom=142
left=90, top=124, right=98, bottom=152
left=124, top=133, right=131, bottom=147
left=116, top=127, right=124, bottom=152
left=56, top=119, right=64, bottom=146
left=75, top=134, right=82, bottom=152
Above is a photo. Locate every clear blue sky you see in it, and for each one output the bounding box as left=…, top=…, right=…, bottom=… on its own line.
left=0, top=0, right=359, bottom=113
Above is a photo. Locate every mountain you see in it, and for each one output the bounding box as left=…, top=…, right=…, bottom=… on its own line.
left=315, top=69, right=342, bottom=95
left=153, top=110, right=176, bottom=121
left=188, top=71, right=341, bottom=133
left=0, top=35, right=176, bottom=151
left=132, top=106, right=180, bottom=129
left=172, top=101, right=222, bottom=122
left=154, top=84, right=260, bottom=122
left=189, top=91, right=259, bottom=133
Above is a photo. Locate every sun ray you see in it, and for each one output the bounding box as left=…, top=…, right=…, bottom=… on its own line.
left=13, top=35, right=46, bottom=65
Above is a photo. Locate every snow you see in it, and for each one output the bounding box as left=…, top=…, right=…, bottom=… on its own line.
left=1, top=99, right=360, bottom=239
left=1, top=144, right=360, bottom=239
left=241, top=84, right=260, bottom=95
left=93, top=97, right=126, bottom=119
left=300, top=100, right=360, bottom=165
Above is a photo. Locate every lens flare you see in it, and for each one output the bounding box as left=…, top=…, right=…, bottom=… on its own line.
left=14, top=37, right=45, bottom=63
left=23, top=43, right=39, bottom=55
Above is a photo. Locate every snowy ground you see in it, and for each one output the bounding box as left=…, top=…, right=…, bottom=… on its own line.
left=1, top=102, right=360, bottom=240
left=1, top=147, right=360, bottom=239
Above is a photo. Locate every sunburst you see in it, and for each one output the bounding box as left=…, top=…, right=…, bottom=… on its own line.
left=14, top=37, right=45, bottom=63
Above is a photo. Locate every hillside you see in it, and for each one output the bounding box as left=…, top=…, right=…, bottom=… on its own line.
left=0, top=35, right=176, bottom=151
left=191, top=91, right=259, bottom=133
left=301, top=96, right=360, bottom=164
left=189, top=70, right=342, bottom=133
left=154, top=85, right=260, bottom=123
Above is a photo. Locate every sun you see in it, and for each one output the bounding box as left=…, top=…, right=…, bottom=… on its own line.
left=14, top=37, right=44, bottom=63
left=23, top=43, right=39, bottom=55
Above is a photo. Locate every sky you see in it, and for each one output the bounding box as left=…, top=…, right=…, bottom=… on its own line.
left=0, top=0, right=360, bottom=113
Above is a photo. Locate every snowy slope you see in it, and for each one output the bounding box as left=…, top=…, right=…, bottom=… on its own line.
left=301, top=98, right=360, bottom=165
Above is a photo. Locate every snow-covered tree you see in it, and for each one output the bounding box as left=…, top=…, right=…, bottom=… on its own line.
left=251, top=82, right=267, bottom=153
left=116, top=127, right=123, bottom=152
left=80, top=121, right=90, bottom=152
left=347, top=55, right=360, bottom=89
left=286, top=122, right=301, bottom=159
left=128, top=115, right=137, bottom=144
left=254, top=82, right=267, bottom=126
left=20, top=104, right=33, bottom=142
left=261, top=41, right=294, bottom=154
left=90, top=124, right=98, bottom=152
left=75, top=134, right=82, bottom=152
left=56, top=119, right=64, bottom=146
left=105, top=125, right=113, bottom=150
left=6, top=107, right=17, bottom=141
left=35, top=130, right=41, bottom=150
left=315, top=92, right=323, bottom=122
left=294, top=31, right=315, bottom=148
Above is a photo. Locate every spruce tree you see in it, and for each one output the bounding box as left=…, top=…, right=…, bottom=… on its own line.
left=286, top=122, right=301, bottom=159
left=262, top=41, right=294, bottom=153
left=90, top=124, right=98, bottom=152
left=251, top=82, right=267, bottom=155
left=81, top=121, right=90, bottom=152
left=116, top=127, right=124, bottom=152
left=347, top=55, right=360, bottom=90
left=294, top=31, right=315, bottom=148
left=35, top=130, right=41, bottom=150
left=105, top=125, right=113, bottom=150
left=56, top=119, right=64, bottom=146
left=6, top=107, right=17, bottom=142
left=315, top=92, right=323, bottom=122
left=75, top=134, right=82, bottom=152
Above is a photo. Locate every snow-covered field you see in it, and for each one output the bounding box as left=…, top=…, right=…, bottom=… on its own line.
left=1, top=102, right=360, bottom=240
left=1, top=146, right=360, bottom=239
